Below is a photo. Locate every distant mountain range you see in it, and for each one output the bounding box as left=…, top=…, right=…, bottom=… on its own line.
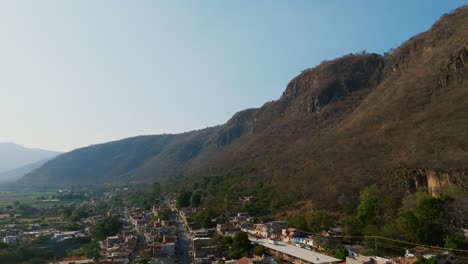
left=0, top=143, right=60, bottom=182
left=18, top=7, right=468, bottom=204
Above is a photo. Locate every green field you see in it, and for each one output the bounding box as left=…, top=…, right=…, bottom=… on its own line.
left=0, top=192, right=55, bottom=207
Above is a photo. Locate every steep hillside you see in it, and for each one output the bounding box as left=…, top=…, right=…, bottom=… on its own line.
left=0, top=143, right=60, bottom=173
left=20, top=7, right=468, bottom=204
left=21, top=135, right=175, bottom=184
left=0, top=158, right=53, bottom=183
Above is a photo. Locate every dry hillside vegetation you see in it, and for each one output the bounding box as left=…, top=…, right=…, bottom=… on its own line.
left=22, top=6, right=468, bottom=206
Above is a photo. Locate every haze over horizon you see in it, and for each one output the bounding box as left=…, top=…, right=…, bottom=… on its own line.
left=0, top=0, right=465, bottom=152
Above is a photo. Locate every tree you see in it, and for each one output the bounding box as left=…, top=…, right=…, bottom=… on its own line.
left=151, top=182, right=162, bottom=197
left=159, top=209, right=172, bottom=221
left=65, top=222, right=81, bottom=231
left=398, top=197, right=454, bottom=246
left=307, top=210, right=334, bottom=232
left=81, top=241, right=100, bottom=259
left=414, top=256, right=436, bottom=264
left=286, top=215, right=308, bottom=231
left=69, top=208, right=89, bottom=222
left=195, top=209, right=218, bottom=228
left=332, top=247, right=348, bottom=261
left=138, top=256, right=150, bottom=264
left=444, top=234, right=468, bottom=250
left=58, top=206, right=73, bottom=219
left=30, top=258, right=47, bottom=264
left=177, top=190, right=192, bottom=208
left=190, top=191, right=202, bottom=208
left=400, top=188, right=430, bottom=212
left=338, top=193, right=358, bottom=214
left=253, top=245, right=266, bottom=257
left=229, top=232, right=252, bottom=259
left=357, top=185, right=382, bottom=226
left=92, top=216, right=122, bottom=241
left=356, top=185, right=397, bottom=227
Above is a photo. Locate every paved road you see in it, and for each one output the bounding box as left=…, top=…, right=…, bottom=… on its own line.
left=175, top=216, right=191, bottom=264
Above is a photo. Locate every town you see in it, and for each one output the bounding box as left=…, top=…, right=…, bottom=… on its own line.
left=0, top=186, right=462, bottom=264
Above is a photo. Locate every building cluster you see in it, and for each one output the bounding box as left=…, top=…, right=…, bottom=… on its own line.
left=0, top=190, right=461, bottom=264
left=101, top=233, right=137, bottom=263
left=0, top=221, right=87, bottom=245
left=97, top=203, right=180, bottom=264
left=178, top=203, right=458, bottom=264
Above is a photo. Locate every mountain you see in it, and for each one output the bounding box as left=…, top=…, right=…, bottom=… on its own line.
left=0, top=158, right=53, bottom=183
left=20, top=7, right=468, bottom=204
left=0, top=143, right=60, bottom=174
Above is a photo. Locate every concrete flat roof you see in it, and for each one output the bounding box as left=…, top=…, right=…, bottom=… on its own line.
left=250, top=237, right=340, bottom=264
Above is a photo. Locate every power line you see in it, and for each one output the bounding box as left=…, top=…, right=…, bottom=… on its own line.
left=269, top=222, right=468, bottom=253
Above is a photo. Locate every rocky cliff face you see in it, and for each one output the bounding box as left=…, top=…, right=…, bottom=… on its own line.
left=282, top=54, right=384, bottom=112
left=388, top=168, right=468, bottom=197
left=216, top=109, right=257, bottom=146
left=20, top=7, right=468, bottom=205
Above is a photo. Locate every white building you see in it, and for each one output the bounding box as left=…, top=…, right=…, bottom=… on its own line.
left=3, top=235, right=19, bottom=244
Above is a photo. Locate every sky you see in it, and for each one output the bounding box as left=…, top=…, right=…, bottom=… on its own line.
left=0, top=0, right=465, bottom=152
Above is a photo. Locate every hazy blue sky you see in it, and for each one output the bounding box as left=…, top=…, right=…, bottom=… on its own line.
left=0, top=0, right=465, bottom=152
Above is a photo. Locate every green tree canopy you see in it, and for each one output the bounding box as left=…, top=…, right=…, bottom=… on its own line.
left=253, top=245, right=266, bottom=256
left=65, top=222, right=81, bottom=231
left=92, top=216, right=122, bottom=241
left=286, top=214, right=308, bottom=231
left=229, top=232, right=252, bottom=259
left=414, top=257, right=436, bottom=264
left=81, top=241, right=100, bottom=259
left=307, top=209, right=334, bottom=232
left=398, top=196, right=454, bottom=246
left=177, top=190, right=192, bottom=208
left=353, top=184, right=400, bottom=235
left=190, top=190, right=202, bottom=208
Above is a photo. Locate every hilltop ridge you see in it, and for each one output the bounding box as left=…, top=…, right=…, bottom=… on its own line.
left=20, top=6, right=468, bottom=205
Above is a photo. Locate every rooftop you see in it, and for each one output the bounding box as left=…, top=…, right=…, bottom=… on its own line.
left=250, top=237, right=340, bottom=264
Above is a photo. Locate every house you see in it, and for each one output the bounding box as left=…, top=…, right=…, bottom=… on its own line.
left=52, top=231, right=81, bottom=241
left=163, top=235, right=177, bottom=243
left=241, top=224, right=256, bottom=236
left=370, top=256, right=393, bottom=264
left=231, top=212, right=254, bottom=224
left=282, top=228, right=297, bottom=242
left=141, top=247, right=153, bottom=258
left=346, top=255, right=372, bottom=264
left=106, top=235, right=120, bottom=248
left=407, top=246, right=448, bottom=259
left=153, top=242, right=163, bottom=258
left=161, top=242, right=175, bottom=257
left=346, top=255, right=394, bottom=264
left=253, top=224, right=269, bottom=238
left=52, top=258, right=95, bottom=264
left=239, top=196, right=256, bottom=202
left=395, top=257, right=418, bottom=264
left=217, top=223, right=241, bottom=236
left=236, top=256, right=254, bottom=264
left=250, top=237, right=340, bottom=264
left=3, top=235, right=19, bottom=244
left=192, top=237, right=215, bottom=259
left=192, top=228, right=215, bottom=238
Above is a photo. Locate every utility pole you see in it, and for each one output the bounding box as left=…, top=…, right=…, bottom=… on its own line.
left=375, top=236, right=377, bottom=256
left=224, top=195, right=228, bottom=222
